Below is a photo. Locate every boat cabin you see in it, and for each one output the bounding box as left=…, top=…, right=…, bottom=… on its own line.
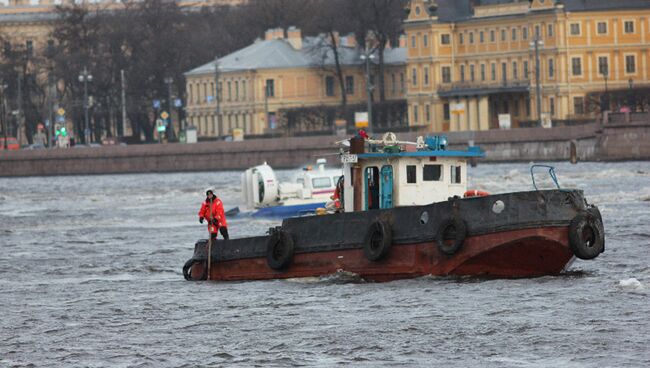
left=340, top=135, right=484, bottom=212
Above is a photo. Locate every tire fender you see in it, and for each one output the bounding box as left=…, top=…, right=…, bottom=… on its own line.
left=266, top=230, right=295, bottom=270
left=363, top=220, right=393, bottom=262
left=435, top=218, right=467, bottom=255
left=569, top=212, right=605, bottom=260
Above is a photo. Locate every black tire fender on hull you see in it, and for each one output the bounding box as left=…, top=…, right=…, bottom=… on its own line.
left=569, top=210, right=605, bottom=260
left=267, top=229, right=295, bottom=270
left=363, top=220, right=392, bottom=261
left=183, top=257, right=207, bottom=281
left=436, top=218, right=468, bottom=255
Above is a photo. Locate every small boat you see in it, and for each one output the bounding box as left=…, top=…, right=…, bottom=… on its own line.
left=183, top=133, right=605, bottom=282
left=241, top=159, right=342, bottom=217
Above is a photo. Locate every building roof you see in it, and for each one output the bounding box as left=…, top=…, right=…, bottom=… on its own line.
left=185, top=36, right=406, bottom=76
left=429, top=0, right=650, bottom=23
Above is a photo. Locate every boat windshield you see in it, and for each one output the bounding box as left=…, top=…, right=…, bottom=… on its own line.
left=312, top=177, right=332, bottom=189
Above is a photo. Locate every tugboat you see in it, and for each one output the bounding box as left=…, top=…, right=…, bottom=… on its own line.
left=241, top=159, right=342, bottom=217
left=183, top=133, right=605, bottom=282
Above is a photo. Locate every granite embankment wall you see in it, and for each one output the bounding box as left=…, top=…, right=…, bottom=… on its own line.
left=0, top=121, right=648, bottom=177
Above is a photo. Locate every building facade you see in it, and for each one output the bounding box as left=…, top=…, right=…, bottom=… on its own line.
left=405, top=0, right=650, bottom=131
left=184, top=28, right=406, bottom=137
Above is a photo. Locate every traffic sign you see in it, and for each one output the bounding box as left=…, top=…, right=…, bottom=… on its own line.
left=57, top=108, right=65, bottom=116
left=160, top=111, right=169, bottom=120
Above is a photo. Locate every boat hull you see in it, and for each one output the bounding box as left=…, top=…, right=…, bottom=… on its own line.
left=184, top=190, right=602, bottom=282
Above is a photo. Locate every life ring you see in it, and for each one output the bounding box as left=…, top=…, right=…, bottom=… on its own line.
left=363, top=220, right=392, bottom=261
left=266, top=229, right=295, bottom=270
left=435, top=218, right=467, bottom=255
left=569, top=211, right=605, bottom=260
left=464, top=190, right=490, bottom=198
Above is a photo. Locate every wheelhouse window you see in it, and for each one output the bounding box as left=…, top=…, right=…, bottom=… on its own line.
left=450, top=166, right=462, bottom=184
left=406, top=165, right=417, bottom=184
left=423, top=165, right=442, bottom=181
left=312, top=177, right=332, bottom=189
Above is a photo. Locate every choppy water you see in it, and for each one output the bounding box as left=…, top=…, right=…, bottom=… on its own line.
left=1, top=161, right=649, bottom=367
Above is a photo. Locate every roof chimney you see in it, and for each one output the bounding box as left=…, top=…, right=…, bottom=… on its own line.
left=287, top=26, right=302, bottom=50
left=265, top=28, right=285, bottom=41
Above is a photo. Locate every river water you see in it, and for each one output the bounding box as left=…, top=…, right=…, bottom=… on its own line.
left=1, top=161, right=649, bottom=367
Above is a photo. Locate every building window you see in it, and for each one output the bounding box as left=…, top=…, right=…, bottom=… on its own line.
left=469, top=32, right=474, bottom=44
left=597, top=22, right=608, bottom=34
left=265, top=79, right=274, bottom=97
left=574, top=97, right=585, bottom=114
left=400, top=72, right=405, bottom=92
left=624, top=21, right=635, bottom=34
left=235, top=81, right=239, bottom=100
left=490, top=30, right=495, bottom=42
left=242, top=80, right=247, bottom=100
left=424, top=67, right=429, bottom=85
left=626, top=55, right=636, bottom=73
left=470, top=64, right=475, bottom=82
left=411, top=35, right=416, bottom=48
left=26, top=40, right=33, bottom=57
left=523, top=27, right=529, bottom=40
left=406, top=165, right=417, bottom=184
left=443, top=103, right=450, bottom=120
left=535, top=25, right=541, bottom=38
left=423, top=34, right=428, bottom=47
left=3, top=41, right=10, bottom=56
left=480, top=31, right=484, bottom=43
left=391, top=74, right=396, bottom=94
left=501, top=62, right=507, bottom=83
left=570, top=23, right=581, bottom=36
left=491, top=63, right=496, bottom=81
left=450, top=165, right=462, bottom=184
left=526, top=98, right=531, bottom=117
left=412, top=68, right=418, bottom=86
left=512, top=28, right=517, bottom=41
left=425, top=104, right=431, bottom=122
left=345, top=76, right=354, bottom=94
left=501, top=29, right=506, bottom=42
left=325, top=76, right=334, bottom=97
left=413, top=105, right=419, bottom=123
left=480, top=64, right=486, bottom=81
left=571, top=57, right=582, bottom=76
left=598, top=56, right=609, bottom=76
left=512, top=61, right=518, bottom=80
left=547, top=24, right=553, bottom=37
left=524, top=61, right=529, bottom=79
left=459, top=33, right=464, bottom=45
left=550, top=97, right=555, bottom=116
left=548, top=58, right=555, bottom=79
left=460, top=65, right=465, bottom=82
left=441, top=34, right=450, bottom=45
left=423, top=165, right=442, bottom=181
left=442, top=66, right=451, bottom=83
left=227, top=81, right=232, bottom=100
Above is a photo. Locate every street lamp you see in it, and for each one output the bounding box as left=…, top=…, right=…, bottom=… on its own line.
left=601, top=70, right=609, bottom=112
left=164, top=76, right=176, bottom=141
left=0, top=82, right=8, bottom=150
left=78, top=67, right=92, bottom=144
left=529, top=37, right=544, bottom=127
left=360, top=50, right=376, bottom=135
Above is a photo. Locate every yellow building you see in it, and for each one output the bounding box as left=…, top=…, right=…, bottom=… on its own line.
left=184, top=27, right=406, bottom=137
left=405, top=0, right=650, bottom=131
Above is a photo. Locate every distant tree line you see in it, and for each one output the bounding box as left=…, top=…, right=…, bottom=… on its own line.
left=0, top=0, right=407, bottom=144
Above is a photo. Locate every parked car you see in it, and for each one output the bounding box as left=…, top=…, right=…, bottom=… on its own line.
left=0, top=137, right=19, bottom=150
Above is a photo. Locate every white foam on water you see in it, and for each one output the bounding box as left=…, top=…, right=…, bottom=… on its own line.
left=619, top=278, right=644, bottom=290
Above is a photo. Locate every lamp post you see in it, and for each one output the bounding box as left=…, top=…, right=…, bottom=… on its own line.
left=530, top=37, right=544, bottom=127
left=78, top=67, right=92, bottom=144
left=164, top=76, right=176, bottom=141
left=601, top=71, right=609, bottom=112
left=1, top=82, right=7, bottom=150
left=628, top=78, right=634, bottom=111
left=360, top=49, right=375, bottom=135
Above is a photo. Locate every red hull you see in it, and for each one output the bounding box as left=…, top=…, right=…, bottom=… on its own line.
left=192, top=227, right=574, bottom=282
